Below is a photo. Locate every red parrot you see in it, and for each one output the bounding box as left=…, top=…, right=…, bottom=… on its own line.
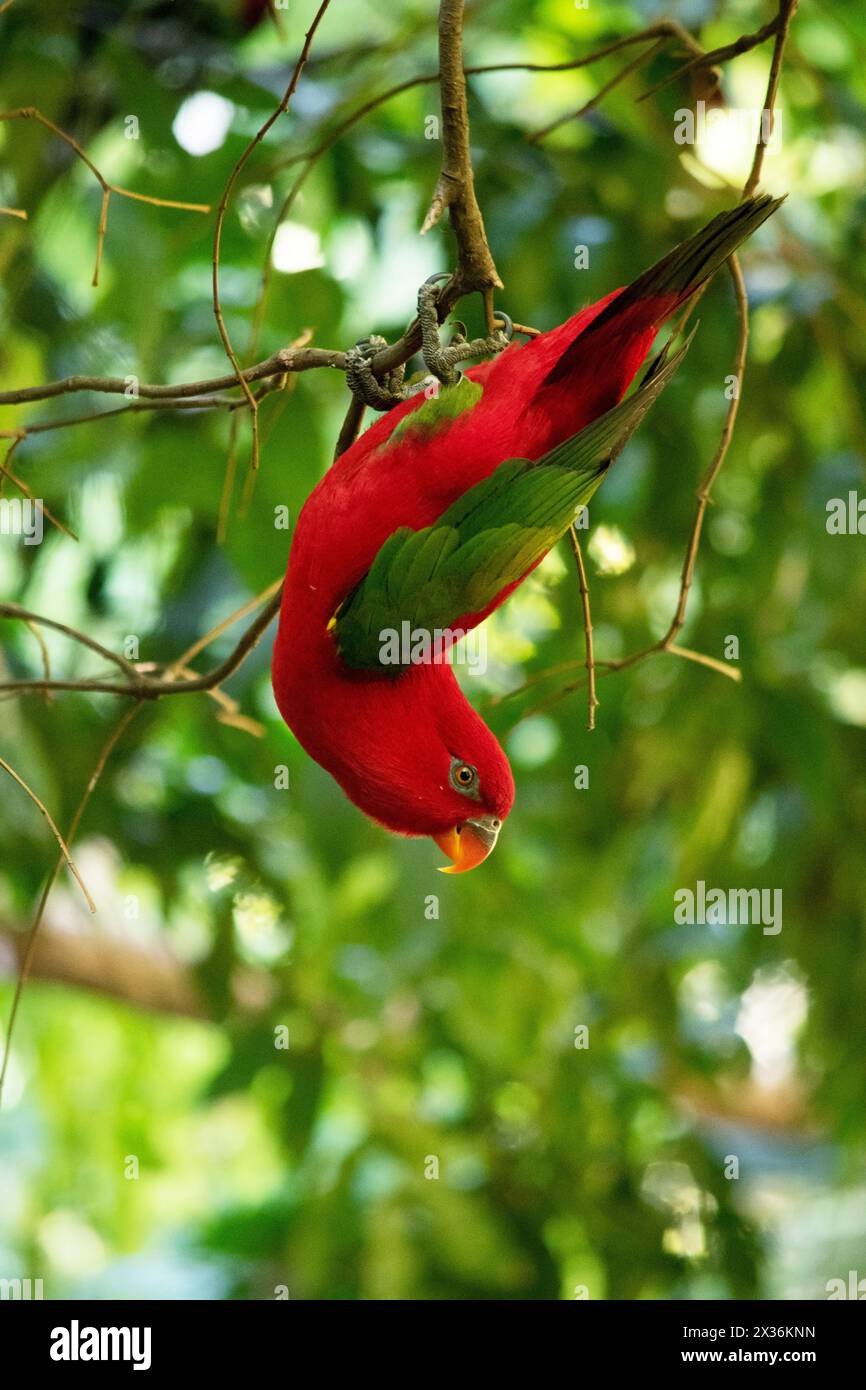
left=272, top=197, right=780, bottom=871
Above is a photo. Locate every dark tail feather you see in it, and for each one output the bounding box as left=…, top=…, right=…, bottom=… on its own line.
left=585, top=193, right=784, bottom=338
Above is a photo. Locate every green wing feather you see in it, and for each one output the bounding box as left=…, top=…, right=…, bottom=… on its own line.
left=334, top=337, right=690, bottom=673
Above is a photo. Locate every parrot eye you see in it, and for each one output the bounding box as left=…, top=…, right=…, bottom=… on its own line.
left=449, top=757, right=479, bottom=796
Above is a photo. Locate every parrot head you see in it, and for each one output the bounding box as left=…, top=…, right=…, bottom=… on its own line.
left=371, top=669, right=514, bottom=873
left=288, top=662, right=514, bottom=873
left=428, top=729, right=515, bottom=875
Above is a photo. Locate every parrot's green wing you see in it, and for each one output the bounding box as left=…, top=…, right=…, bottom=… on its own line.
left=333, top=337, right=690, bottom=673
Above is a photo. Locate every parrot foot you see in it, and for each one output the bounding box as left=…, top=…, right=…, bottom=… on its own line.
left=418, top=275, right=512, bottom=386
left=344, top=335, right=407, bottom=411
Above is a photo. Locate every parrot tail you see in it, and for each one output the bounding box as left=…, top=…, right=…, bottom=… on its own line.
left=541, top=194, right=783, bottom=392
left=586, top=193, right=785, bottom=336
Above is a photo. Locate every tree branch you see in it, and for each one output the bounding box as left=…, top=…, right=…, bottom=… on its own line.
left=1, top=603, right=145, bottom=684
left=211, top=0, right=334, bottom=470
left=0, top=706, right=141, bottom=1104
left=0, top=756, right=95, bottom=913
left=568, top=525, right=598, bottom=732
left=0, top=345, right=345, bottom=408
left=503, top=0, right=797, bottom=725
left=0, top=2, right=796, bottom=732
left=528, top=35, right=668, bottom=144
left=743, top=0, right=798, bottom=199
left=0, top=585, right=283, bottom=701
left=636, top=13, right=783, bottom=103
left=0, top=107, right=209, bottom=287
left=421, top=0, right=502, bottom=297
left=0, top=17, right=781, bottom=418
left=0, top=922, right=206, bottom=1020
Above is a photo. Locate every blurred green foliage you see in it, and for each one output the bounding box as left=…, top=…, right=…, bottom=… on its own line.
left=0, top=0, right=865, bottom=1300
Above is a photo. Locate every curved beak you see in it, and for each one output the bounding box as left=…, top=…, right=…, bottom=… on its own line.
left=434, top=814, right=502, bottom=874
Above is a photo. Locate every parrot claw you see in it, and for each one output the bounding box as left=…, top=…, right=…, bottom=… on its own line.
left=344, top=335, right=407, bottom=412
left=345, top=278, right=515, bottom=409
left=417, top=277, right=513, bottom=386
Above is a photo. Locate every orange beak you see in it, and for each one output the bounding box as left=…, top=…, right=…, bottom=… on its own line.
left=433, top=815, right=502, bottom=873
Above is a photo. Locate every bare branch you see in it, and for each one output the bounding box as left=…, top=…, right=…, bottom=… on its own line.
left=0, top=344, right=344, bottom=409
left=668, top=644, right=743, bottom=681
left=0, top=921, right=206, bottom=1020
left=663, top=256, right=749, bottom=650
left=0, top=584, right=283, bottom=702
left=568, top=526, right=598, bottom=731
left=211, top=0, right=333, bottom=471
left=528, top=36, right=668, bottom=144
left=743, top=0, right=799, bottom=199
left=0, top=706, right=140, bottom=1105
left=0, top=756, right=95, bottom=913
left=1, top=603, right=146, bottom=686
left=636, top=14, right=783, bottom=103
left=421, top=0, right=502, bottom=295
left=334, top=396, right=367, bottom=460
left=0, top=107, right=209, bottom=286
left=22, top=617, right=52, bottom=702
left=0, top=454, right=77, bottom=539
left=507, top=0, right=796, bottom=725
left=169, top=578, right=283, bottom=673
left=264, top=39, right=707, bottom=182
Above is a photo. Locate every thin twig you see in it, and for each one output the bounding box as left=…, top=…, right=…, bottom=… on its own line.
left=0, top=345, right=343, bottom=407
left=668, top=644, right=743, bottom=680
left=169, top=578, right=283, bottom=672
left=0, top=583, right=282, bottom=700
left=0, top=706, right=140, bottom=1106
left=528, top=36, right=668, bottom=144
left=264, top=42, right=673, bottom=181
left=0, top=603, right=145, bottom=686
left=663, top=256, right=748, bottom=649
left=568, top=525, right=598, bottom=731
left=0, top=456, right=78, bottom=539
left=0, top=395, right=259, bottom=442
left=211, top=0, right=333, bottom=472
left=511, top=0, right=795, bottom=725
left=0, top=108, right=209, bottom=286
left=217, top=416, right=243, bottom=545
left=334, top=396, right=367, bottom=459
left=636, top=14, right=783, bottom=103
left=0, top=756, right=95, bottom=912
left=216, top=330, right=310, bottom=541
left=23, top=618, right=53, bottom=704
left=742, top=0, right=798, bottom=199
left=0, top=432, right=24, bottom=498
